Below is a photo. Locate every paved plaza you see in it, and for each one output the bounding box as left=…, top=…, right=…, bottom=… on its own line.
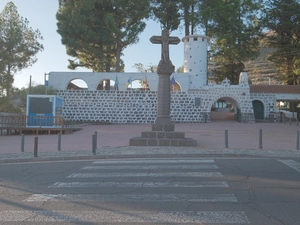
left=1, top=112, right=300, bottom=162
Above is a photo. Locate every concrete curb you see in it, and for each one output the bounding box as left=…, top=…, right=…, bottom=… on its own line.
left=0, top=146, right=300, bottom=164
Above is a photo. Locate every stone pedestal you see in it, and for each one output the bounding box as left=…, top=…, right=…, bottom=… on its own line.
left=129, top=123, right=197, bottom=147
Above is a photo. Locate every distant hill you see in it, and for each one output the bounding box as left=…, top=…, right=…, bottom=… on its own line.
left=244, top=46, right=282, bottom=85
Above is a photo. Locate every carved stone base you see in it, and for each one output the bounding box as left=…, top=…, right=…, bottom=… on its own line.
left=129, top=136, right=197, bottom=147
left=152, top=122, right=174, bottom=132
left=129, top=123, right=197, bottom=147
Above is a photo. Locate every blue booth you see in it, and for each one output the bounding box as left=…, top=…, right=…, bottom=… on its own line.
left=26, top=95, right=63, bottom=127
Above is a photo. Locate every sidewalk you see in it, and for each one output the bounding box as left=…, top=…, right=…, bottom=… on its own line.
left=1, top=119, right=300, bottom=163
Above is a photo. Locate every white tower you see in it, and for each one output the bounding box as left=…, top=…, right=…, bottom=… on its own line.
left=182, top=35, right=210, bottom=89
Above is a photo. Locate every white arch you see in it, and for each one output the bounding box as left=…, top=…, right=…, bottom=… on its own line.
left=66, top=78, right=88, bottom=90
left=208, top=95, right=242, bottom=110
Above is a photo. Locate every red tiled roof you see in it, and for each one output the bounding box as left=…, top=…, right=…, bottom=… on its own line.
left=250, top=85, right=300, bottom=94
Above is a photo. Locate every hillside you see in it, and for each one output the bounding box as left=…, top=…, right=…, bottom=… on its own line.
left=244, top=46, right=282, bottom=85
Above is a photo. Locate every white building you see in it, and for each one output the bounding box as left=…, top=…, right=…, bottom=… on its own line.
left=48, top=34, right=300, bottom=124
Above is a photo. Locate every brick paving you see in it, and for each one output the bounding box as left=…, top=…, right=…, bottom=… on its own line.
left=1, top=115, right=300, bottom=162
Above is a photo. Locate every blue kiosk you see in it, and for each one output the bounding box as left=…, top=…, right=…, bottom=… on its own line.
left=26, top=95, right=63, bottom=127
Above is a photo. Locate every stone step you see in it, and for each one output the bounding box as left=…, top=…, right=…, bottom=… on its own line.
left=152, top=123, right=175, bottom=132
left=141, top=131, right=185, bottom=139
left=129, top=137, right=197, bottom=147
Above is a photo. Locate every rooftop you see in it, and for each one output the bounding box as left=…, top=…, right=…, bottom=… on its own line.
left=250, top=85, right=300, bottom=94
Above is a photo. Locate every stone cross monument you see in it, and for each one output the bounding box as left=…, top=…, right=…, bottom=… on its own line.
left=129, top=29, right=197, bottom=147
left=150, top=29, right=180, bottom=124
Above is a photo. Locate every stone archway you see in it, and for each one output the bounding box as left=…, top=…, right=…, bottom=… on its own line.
left=210, top=97, right=240, bottom=122
left=252, top=100, right=264, bottom=120
left=67, top=79, right=88, bottom=90
left=127, top=79, right=150, bottom=91
left=170, top=81, right=182, bottom=92
left=97, top=79, right=112, bottom=90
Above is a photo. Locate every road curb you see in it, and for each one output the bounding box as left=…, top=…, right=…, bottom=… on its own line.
left=1, top=150, right=300, bottom=164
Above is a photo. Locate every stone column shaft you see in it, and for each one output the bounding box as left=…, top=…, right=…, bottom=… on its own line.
left=156, top=73, right=171, bottom=124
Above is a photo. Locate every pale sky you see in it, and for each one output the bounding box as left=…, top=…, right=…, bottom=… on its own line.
left=0, top=0, right=186, bottom=89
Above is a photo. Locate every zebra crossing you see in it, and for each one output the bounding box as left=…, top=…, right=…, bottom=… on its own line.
left=1, top=159, right=251, bottom=224
left=278, top=159, right=300, bottom=172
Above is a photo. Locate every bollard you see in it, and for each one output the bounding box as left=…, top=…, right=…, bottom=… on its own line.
left=259, top=129, right=263, bottom=149
left=58, top=133, right=61, bottom=151
left=225, top=130, right=229, bottom=148
left=94, top=131, right=98, bottom=150
left=21, top=134, right=25, bottom=152
left=92, top=134, right=96, bottom=155
left=34, top=136, right=38, bottom=157
left=296, top=131, right=300, bottom=150
left=297, top=118, right=299, bottom=127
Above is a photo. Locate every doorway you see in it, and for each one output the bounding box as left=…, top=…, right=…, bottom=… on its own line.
left=252, top=100, right=264, bottom=120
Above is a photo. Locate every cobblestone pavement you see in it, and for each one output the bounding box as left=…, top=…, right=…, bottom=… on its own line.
left=1, top=118, right=300, bottom=163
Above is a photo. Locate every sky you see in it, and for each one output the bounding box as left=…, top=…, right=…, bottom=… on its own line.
left=0, top=0, right=186, bottom=89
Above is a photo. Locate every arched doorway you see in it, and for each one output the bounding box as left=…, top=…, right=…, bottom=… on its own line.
left=97, top=79, right=113, bottom=90
left=252, top=100, right=264, bottom=120
left=67, top=79, right=88, bottom=90
left=211, top=97, right=240, bottom=121
left=170, top=81, right=182, bottom=92
left=126, top=79, right=150, bottom=91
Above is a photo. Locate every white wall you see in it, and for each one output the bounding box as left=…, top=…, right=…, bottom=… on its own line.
left=274, top=93, right=300, bottom=101
left=48, top=71, right=191, bottom=92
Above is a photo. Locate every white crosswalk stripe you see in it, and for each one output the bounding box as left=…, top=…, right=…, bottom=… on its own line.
left=48, top=181, right=229, bottom=188
left=24, top=193, right=238, bottom=202
left=278, top=159, right=300, bottom=172
left=9, top=159, right=250, bottom=224
left=67, top=171, right=223, bottom=178
left=92, top=159, right=215, bottom=164
left=82, top=164, right=219, bottom=170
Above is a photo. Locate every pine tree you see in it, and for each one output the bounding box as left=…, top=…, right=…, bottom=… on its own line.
left=56, top=0, right=150, bottom=72
left=151, top=0, right=181, bottom=32
left=207, top=0, right=263, bottom=84
left=263, top=0, right=300, bottom=85
left=0, top=1, right=43, bottom=96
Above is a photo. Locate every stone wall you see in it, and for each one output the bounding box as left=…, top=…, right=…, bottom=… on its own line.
left=57, top=90, right=156, bottom=124
left=57, top=81, right=258, bottom=124
left=57, top=90, right=207, bottom=124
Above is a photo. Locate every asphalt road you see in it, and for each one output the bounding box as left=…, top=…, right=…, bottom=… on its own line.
left=0, top=157, right=299, bottom=224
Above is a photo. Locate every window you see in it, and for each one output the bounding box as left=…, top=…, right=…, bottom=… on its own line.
left=195, top=98, right=201, bottom=106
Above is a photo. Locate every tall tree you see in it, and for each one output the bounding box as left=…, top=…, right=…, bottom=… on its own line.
left=151, top=0, right=209, bottom=36
left=57, top=0, right=115, bottom=72
left=178, top=0, right=211, bottom=36
left=56, top=0, right=150, bottom=72
left=177, top=0, right=197, bottom=36
left=151, top=0, right=181, bottom=32
left=207, top=0, right=263, bottom=84
left=197, top=0, right=216, bottom=35
left=108, top=0, right=150, bottom=72
left=0, top=1, right=43, bottom=96
left=263, top=0, right=300, bottom=85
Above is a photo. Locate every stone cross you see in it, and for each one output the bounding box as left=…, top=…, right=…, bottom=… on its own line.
left=150, top=29, right=180, bottom=74
left=150, top=29, right=180, bottom=124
